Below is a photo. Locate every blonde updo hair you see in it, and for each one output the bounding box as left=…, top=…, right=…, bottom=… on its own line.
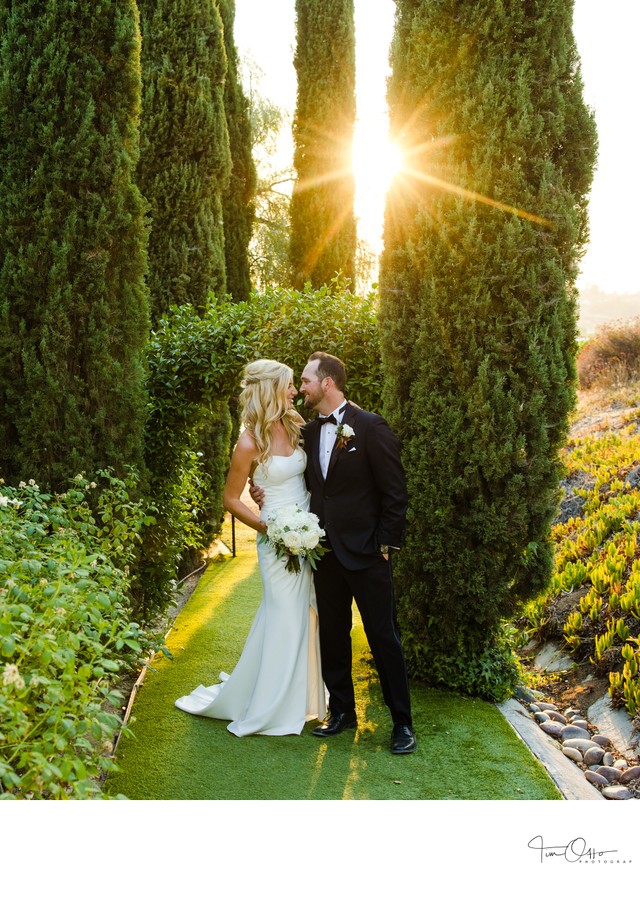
left=240, top=359, right=304, bottom=462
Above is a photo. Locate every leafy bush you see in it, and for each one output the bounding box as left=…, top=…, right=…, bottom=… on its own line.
left=179, top=402, right=234, bottom=578
left=577, top=318, right=640, bottom=390
left=251, top=281, right=382, bottom=412
left=0, top=474, right=160, bottom=799
left=401, top=612, right=521, bottom=703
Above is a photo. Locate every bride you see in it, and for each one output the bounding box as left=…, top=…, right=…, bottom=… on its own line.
left=175, top=359, right=327, bottom=736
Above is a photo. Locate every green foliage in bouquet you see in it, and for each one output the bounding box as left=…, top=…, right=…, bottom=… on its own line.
left=0, top=474, right=162, bottom=799
left=379, top=0, right=597, bottom=699
left=0, top=0, right=149, bottom=488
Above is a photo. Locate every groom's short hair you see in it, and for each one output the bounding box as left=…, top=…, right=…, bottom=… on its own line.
left=308, top=351, right=346, bottom=392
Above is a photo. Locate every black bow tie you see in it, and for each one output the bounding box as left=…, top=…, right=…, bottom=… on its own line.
left=319, top=404, right=347, bottom=426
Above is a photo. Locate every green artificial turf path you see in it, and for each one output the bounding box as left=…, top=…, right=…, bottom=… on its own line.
left=106, top=520, right=560, bottom=800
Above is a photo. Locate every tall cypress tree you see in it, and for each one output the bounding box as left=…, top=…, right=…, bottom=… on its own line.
left=137, top=0, right=231, bottom=320
left=137, top=1, right=236, bottom=577
left=289, top=0, right=356, bottom=288
left=219, top=0, right=256, bottom=303
left=379, top=0, right=597, bottom=696
left=0, top=1, right=149, bottom=487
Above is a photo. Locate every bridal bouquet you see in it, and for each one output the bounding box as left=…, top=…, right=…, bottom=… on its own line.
left=259, top=504, right=329, bottom=574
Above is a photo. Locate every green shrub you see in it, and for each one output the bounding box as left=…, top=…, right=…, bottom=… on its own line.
left=0, top=474, right=160, bottom=799
left=577, top=318, right=640, bottom=390
left=252, top=281, right=382, bottom=412
left=402, top=619, right=522, bottom=703
left=178, top=402, right=234, bottom=578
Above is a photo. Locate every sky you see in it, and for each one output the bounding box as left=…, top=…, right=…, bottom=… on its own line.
left=235, top=0, right=640, bottom=304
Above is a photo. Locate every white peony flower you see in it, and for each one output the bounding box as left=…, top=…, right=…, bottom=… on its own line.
left=267, top=523, right=285, bottom=542
left=301, top=531, right=320, bottom=550
left=283, top=530, right=303, bottom=552
left=280, top=508, right=301, bottom=528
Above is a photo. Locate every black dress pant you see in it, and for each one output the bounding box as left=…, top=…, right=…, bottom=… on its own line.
left=313, top=550, right=412, bottom=727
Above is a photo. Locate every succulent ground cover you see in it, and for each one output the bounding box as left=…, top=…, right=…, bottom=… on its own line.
left=516, top=380, right=640, bottom=730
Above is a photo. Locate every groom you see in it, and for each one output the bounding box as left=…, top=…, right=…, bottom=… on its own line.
left=295, top=351, right=415, bottom=754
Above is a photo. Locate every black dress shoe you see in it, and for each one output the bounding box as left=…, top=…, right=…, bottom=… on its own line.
left=312, top=711, right=357, bottom=736
left=391, top=724, right=417, bottom=754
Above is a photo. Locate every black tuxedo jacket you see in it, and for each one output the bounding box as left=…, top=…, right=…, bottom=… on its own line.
left=303, top=404, right=408, bottom=571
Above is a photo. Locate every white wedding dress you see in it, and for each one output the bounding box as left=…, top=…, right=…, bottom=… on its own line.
left=175, top=447, right=326, bottom=736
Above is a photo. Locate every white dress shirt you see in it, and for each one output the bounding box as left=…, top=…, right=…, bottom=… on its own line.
left=318, top=402, right=347, bottom=479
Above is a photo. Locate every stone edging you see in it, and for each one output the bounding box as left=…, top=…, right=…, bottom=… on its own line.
left=498, top=695, right=640, bottom=800
left=498, top=698, right=604, bottom=800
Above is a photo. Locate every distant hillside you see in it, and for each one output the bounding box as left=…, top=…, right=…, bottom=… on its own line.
left=578, top=285, right=640, bottom=337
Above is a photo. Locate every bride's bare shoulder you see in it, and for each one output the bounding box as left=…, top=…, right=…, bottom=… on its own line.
left=235, top=429, right=258, bottom=455
left=228, top=430, right=260, bottom=481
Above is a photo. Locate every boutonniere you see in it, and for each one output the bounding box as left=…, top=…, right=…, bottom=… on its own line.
left=336, top=423, right=355, bottom=450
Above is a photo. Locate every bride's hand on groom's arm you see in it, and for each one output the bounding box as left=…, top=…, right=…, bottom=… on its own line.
left=248, top=478, right=265, bottom=509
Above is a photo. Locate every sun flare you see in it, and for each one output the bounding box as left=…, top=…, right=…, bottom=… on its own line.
left=353, top=124, right=405, bottom=251
left=353, top=130, right=404, bottom=192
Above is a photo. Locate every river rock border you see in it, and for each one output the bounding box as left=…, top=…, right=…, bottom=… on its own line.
left=526, top=698, right=640, bottom=800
